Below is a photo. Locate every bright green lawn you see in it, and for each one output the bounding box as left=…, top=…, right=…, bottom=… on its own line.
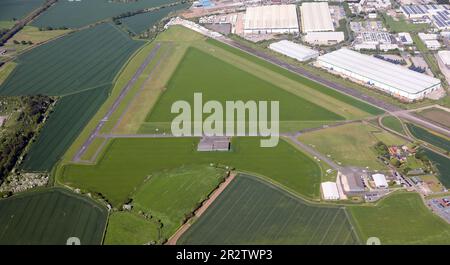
left=104, top=212, right=160, bottom=245
left=132, top=165, right=227, bottom=238
left=298, top=123, right=406, bottom=170
left=60, top=137, right=322, bottom=207
left=350, top=192, right=450, bottom=244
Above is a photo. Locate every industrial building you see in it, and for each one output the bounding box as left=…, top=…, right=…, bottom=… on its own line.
left=300, top=2, right=334, bottom=33
left=269, top=40, right=319, bottom=61
left=321, top=182, right=340, bottom=200
left=316, top=48, right=441, bottom=101
left=424, top=39, right=441, bottom=50
left=244, top=5, right=299, bottom=35
left=438, top=50, right=450, bottom=68
left=303, top=31, right=345, bottom=45
left=401, top=5, right=450, bottom=30
left=398, top=32, right=413, bottom=45
left=338, top=170, right=365, bottom=195
left=372, top=174, right=388, bottom=189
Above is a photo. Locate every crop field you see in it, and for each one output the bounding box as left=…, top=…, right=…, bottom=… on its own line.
left=0, top=188, right=107, bottom=245
left=122, top=3, right=190, bottom=34
left=0, top=0, right=45, bottom=21
left=178, top=175, right=360, bottom=245
left=104, top=212, right=160, bottom=245
left=0, top=23, right=142, bottom=96
left=205, top=38, right=384, bottom=116
left=407, top=123, right=450, bottom=152
left=298, top=123, right=406, bottom=170
left=60, top=137, right=322, bottom=207
left=0, top=62, right=16, bottom=86
left=132, top=165, right=227, bottom=238
left=423, top=149, right=450, bottom=188
left=146, top=47, right=344, bottom=131
left=350, top=193, right=450, bottom=244
left=20, top=85, right=110, bottom=172
left=32, top=0, right=178, bottom=28
left=417, top=108, right=450, bottom=130
left=381, top=115, right=405, bottom=135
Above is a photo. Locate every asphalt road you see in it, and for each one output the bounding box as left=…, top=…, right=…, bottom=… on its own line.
left=73, top=43, right=162, bottom=162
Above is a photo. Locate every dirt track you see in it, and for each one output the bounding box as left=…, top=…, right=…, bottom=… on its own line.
left=166, top=172, right=237, bottom=245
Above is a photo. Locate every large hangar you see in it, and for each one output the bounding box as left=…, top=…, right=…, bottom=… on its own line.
left=269, top=40, right=318, bottom=61
left=317, top=48, right=441, bottom=101
left=244, top=4, right=299, bottom=35
left=300, top=2, right=334, bottom=33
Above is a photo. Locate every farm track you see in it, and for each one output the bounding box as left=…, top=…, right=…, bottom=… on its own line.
left=73, top=43, right=162, bottom=162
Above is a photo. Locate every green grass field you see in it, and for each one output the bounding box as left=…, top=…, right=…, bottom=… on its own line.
left=381, top=116, right=406, bottom=135
left=60, top=137, right=322, bottom=207
left=407, top=123, right=450, bottom=152
left=21, top=85, right=110, bottom=171
left=417, top=108, right=450, bottom=130
left=205, top=39, right=384, bottom=116
left=0, top=22, right=142, bottom=96
left=121, top=3, right=189, bottom=34
left=298, top=123, right=406, bottom=170
left=0, top=62, right=16, bottom=86
left=132, top=165, right=227, bottom=238
left=178, top=174, right=360, bottom=245
left=145, top=47, right=344, bottom=132
left=423, top=149, right=450, bottom=188
left=350, top=192, right=450, bottom=244
left=0, top=188, right=107, bottom=245
left=0, top=0, right=45, bottom=21
left=381, top=13, right=429, bottom=33
left=32, top=0, right=178, bottom=28
left=104, top=212, right=161, bottom=245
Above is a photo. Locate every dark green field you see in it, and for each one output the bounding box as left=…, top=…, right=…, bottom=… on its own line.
left=0, top=0, right=45, bottom=21
left=0, top=188, right=107, bottom=245
left=32, top=0, right=178, bottom=28
left=407, top=123, right=450, bottom=152
left=0, top=23, right=142, bottom=96
left=61, top=137, right=322, bottom=207
left=122, top=3, right=189, bottom=34
left=178, top=175, right=359, bottom=245
left=147, top=47, right=344, bottom=124
left=205, top=39, right=384, bottom=116
left=423, top=149, right=450, bottom=188
left=21, top=86, right=110, bottom=171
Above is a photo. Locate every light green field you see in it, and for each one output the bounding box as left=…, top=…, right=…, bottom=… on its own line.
left=7, top=26, right=71, bottom=47
left=298, top=123, right=407, bottom=170
left=104, top=212, right=160, bottom=245
left=59, top=137, right=322, bottom=207
left=381, top=115, right=406, bottom=135
left=350, top=192, right=450, bottom=244
left=0, top=21, right=15, bottom=29
left=381, top=13, right=429, bottom=33
left=0, top=62, right=16, bottom=85
left=132, top=165, right=227, bottom=238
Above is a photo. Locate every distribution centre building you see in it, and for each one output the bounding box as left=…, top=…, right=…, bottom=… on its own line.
left=244, top=5, right=299, bottom=35
left=303, top=31, right=345, bottom=45
left=321, top=182, right=340, bottom=200
left=300, top=2, right=334, bottom=33
left=316, top=48, right=441, bottom=101
left=269, top=40, right=319, bottom=61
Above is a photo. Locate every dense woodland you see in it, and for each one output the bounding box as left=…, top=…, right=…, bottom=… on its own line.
left=0, top=95, right=53, bottom=183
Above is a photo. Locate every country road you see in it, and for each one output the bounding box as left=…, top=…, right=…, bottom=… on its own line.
left=73, top=43, right=162, bottom=162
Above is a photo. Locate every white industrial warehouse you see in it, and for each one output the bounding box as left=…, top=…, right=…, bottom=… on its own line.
left=303, top=31, right=344, bottom=45
left=316, top=48, right=441, bottom=101
left=321, top=182, right=340, bottom=200
left=372, top=174, right=388, bottom=189
left=244, top=5, right=299, bottom=35
left=300, top=2, right=334, bottom=33
left=269, top=40, right=318, bottom=61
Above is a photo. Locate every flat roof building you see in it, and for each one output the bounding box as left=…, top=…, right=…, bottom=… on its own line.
left=244, top=5, right=299, bottom=35
left=338, top=170, right=365, bottom=195
left=269, top=40, right=319, bottom=61
left=372, top=174, right=388, bottom=189
left=438, top=50, right=450, bottom=68
left=316, top=48, right=441, bottom=101
left=398, top=32, right=413, bottom=45
left=424, top=39, right=441, bottom=50
left=321, top=182, right=340, bottom=200
left=303, top=31, right=345, bottom=45
left=300, top=2, right=334, bottom=33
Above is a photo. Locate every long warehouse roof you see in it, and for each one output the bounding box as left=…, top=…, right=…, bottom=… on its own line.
left=300, top=2, right=334, bottom=32
left=269, top=40, right=318, bottom=61
left=317, top=48, right=441, bottom=94
left=244, top=4, right=299, bottom=30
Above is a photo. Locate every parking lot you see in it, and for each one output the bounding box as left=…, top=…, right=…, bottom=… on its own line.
left=428, top=196, right=450, bottom=223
